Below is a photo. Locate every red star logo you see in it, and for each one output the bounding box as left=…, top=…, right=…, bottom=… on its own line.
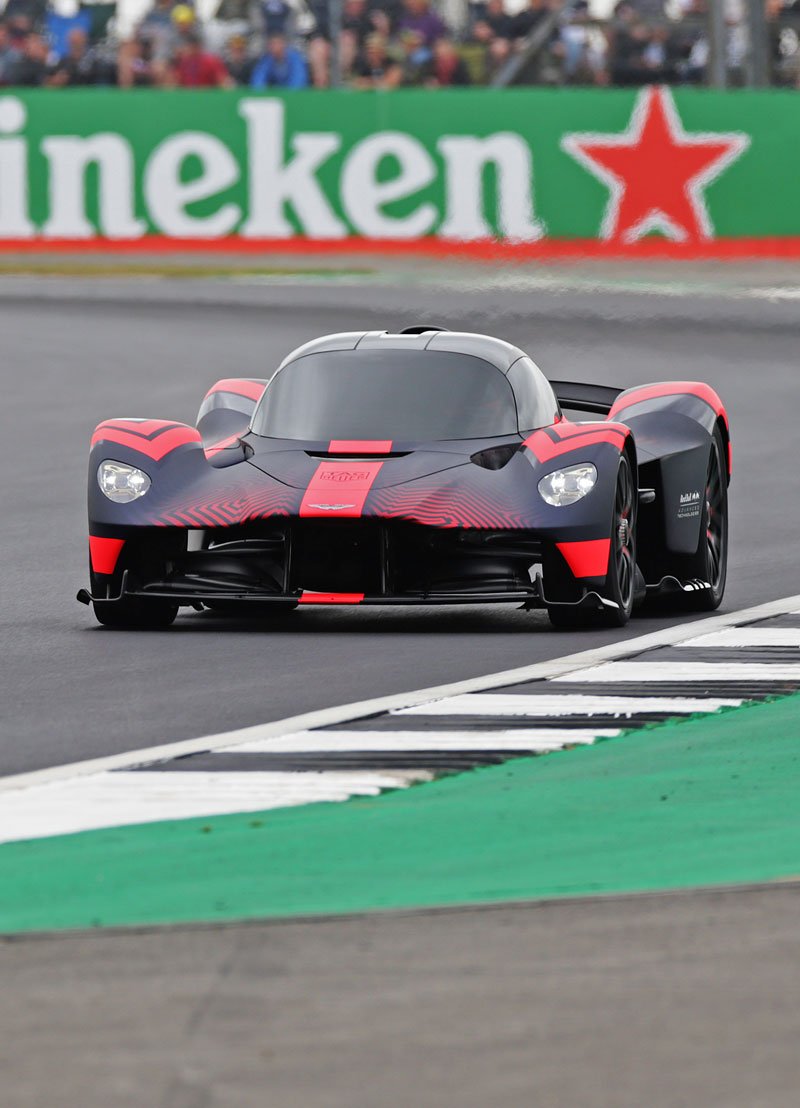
left=562, top=86, right=749, bottom=244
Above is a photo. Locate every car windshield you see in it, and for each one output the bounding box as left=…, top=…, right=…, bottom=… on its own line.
left=251, top=349, right=520, bottom=441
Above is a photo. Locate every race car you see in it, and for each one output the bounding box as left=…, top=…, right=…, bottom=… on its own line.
left=78, top=326, right=729, bottom=630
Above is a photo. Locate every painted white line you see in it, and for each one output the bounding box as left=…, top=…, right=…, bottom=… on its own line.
left=750, top=287, right=800, bottom=301
left=679, top=628, right=800, bottom=648
left=227, top=729, right=616, bottom=754
left=392, top=694, right=741, bottom=717
left=0, top=770, right=430, bottom=846
left=415, top=275, right=800, bottom=306
left=556, top=662, right=800, bottom=683
left=3, top=592, right=800, bottom=796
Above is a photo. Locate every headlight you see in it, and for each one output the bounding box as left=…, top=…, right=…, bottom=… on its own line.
left=538, top=463, right=597, bottom=507
left=98, top=461, right=151, bottom=503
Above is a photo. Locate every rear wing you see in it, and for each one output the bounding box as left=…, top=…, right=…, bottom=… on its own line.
left=550, top=380, right=622, bottom=416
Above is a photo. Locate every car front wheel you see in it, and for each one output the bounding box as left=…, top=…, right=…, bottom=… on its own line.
left=547, top=453, right=637, bottom=630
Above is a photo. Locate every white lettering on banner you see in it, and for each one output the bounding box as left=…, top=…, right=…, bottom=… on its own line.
left=42, top=134, right=145, bottom=238
left=341, top=132, right=437, bottom=238
left=437, top=134, right=544, bottom=241
left=0, top=98, right=33, bottom=237
left=240, top=99, right=346, bottom=238
left=144, top=133, right=240, bottom=237
left=0, top=94, right=548, bottom=241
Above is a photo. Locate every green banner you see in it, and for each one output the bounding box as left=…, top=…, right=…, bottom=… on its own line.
left=0, top=86, right=796, bottom=243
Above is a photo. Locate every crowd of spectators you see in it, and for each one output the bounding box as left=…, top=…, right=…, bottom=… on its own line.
left=0, top=0, right=797, bottom=89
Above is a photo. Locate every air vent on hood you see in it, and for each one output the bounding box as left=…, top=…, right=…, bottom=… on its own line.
left=305, top=450, right=412, bottom=460
left=470, top=443, right=520, bottom=471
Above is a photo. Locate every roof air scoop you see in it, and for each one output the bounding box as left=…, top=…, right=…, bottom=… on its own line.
left=397, top=325, right=450, bottom=335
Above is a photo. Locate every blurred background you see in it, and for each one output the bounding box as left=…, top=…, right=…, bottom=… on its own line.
left=0, top=0, right=794, bottom=93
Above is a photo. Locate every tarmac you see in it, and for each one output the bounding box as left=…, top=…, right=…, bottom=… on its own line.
left=2, top=254, right=799, bottom=1105
left=3, top=883, right=800, bottom=1107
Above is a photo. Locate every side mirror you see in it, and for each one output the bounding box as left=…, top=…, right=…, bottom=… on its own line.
left=196, top=378, right=267, bottom=462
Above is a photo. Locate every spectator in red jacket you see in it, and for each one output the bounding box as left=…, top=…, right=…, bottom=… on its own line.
left=424, top=36, right=471, bottom=84
left=171, top=30, right=234, bottom=87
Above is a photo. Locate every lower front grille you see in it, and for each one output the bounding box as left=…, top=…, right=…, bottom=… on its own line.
left=288, top=521, right=541, bottom=597
left=291, top=521, right=384, bottom=594
left=159, top=521, right=543, bottom=599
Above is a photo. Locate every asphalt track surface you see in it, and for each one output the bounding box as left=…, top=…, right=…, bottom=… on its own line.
left=1, top=884, right=799, bottom=1108
left=2, top=271, right=799, bottom=777
left=3, top=268, right=800, bottom=1106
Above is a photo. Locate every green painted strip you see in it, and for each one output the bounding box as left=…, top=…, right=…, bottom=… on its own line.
left=2, top=695, right=799, bottom=933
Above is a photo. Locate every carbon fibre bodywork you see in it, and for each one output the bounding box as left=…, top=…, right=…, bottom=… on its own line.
left=81, top=329, right=730, bottom=624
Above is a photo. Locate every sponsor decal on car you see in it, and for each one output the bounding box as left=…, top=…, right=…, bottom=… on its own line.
left=678, top=490, right=702, bottom=519
left=319, top=470, right=374, bottom=482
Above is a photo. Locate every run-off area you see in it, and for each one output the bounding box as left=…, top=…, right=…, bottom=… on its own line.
left=2, top=596, right=800, bottom=931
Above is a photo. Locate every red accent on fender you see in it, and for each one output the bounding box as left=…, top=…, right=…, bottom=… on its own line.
left=89, top=536, right=125, bottom=575
left=556, top=539, right=611, bottom=579
left=524, top=426, right=628, bottom=464
left=204, top=433, right=241, bottom=458
left=299, top=461, right=384, bottom=518
left=101, top=419, right=175, bottom=436
left=92, top=420, right=201, bottom=462
left=328, top=440, right=393, bottom=454
left=299, top=592, right=365, bottom=604
left=207, top=379, right=266, bottom=402
left=608, top=381, right=727, bottom=422
left=608, top=381, right=731, bottom=475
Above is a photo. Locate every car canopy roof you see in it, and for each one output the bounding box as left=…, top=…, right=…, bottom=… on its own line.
left=252, top=330, right=559, bottom=442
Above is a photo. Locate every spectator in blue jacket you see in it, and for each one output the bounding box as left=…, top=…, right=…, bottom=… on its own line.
left=250, top=33, right=309, bottom=87
left=260, top=0, right=292, bottom=35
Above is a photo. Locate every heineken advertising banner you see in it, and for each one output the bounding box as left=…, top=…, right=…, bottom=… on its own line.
left=0, top=86, right=796, bottom=248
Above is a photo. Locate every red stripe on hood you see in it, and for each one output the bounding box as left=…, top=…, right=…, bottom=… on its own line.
left=300, top=461, right=384, bottom=518
left=328, top=440, right=393, bottom=454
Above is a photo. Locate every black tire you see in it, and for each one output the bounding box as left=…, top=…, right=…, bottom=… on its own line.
left=93, top=597, right=178, bottom=629
left=90, top=545, right=179, bottom=629
left=680, top=427, right=728, bottom=611
left=546, top=603, right=590, bottom=630
left=548, top=453, right=637, bottom=630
